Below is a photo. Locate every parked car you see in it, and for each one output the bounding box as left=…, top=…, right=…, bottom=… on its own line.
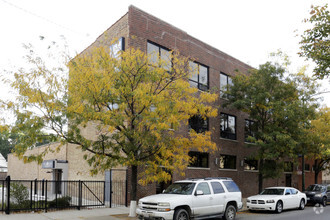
left=304, top=184, right=330, bottom=206
left=246, top=187, right=307, bottom=213
left=136, top=177, right=242, bottom=220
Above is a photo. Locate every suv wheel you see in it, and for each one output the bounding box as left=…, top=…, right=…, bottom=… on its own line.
left=174, top=208, right=189, bottom=220
left=322, top=197, right=327, bottom=207
left=298, top=199, right=305, bottom=210
left=223, top=205, right=236, bottom=220
left=275, top=201, right=283, bottom=213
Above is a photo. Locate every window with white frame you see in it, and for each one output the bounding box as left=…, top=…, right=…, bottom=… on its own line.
left=110, top=37, right=125, bottom=58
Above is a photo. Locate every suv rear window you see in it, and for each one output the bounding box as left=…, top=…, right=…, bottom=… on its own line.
left=223, top=181, right=241, bottom=192
left=211, top=182, right=225, bottom=194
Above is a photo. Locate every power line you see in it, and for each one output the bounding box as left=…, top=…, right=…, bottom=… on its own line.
left=0, top=0, right=88, bottom=37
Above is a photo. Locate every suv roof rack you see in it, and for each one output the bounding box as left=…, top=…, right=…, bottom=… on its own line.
left=185, top=178, right=204, bottom=181
left=204, top=177, right=233, bottom=180
left=183, top=177, right=233, bottom=181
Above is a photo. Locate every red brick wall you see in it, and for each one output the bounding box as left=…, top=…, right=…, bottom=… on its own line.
left=97, top=6, right=317, bottom=200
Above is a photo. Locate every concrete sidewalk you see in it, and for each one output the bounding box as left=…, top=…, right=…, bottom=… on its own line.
left=0, top=207, right=134, bottom=220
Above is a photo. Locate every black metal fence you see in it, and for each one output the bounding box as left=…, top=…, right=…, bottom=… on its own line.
left=0, top=176, right=127, bottom=214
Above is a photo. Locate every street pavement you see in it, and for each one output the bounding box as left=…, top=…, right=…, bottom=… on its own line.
left=0, top=203, right=328, bottom=220
left=236, top=205, right=330, bottom=220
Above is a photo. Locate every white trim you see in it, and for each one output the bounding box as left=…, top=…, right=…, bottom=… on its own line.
left=244, top=170, right=259, bottom=173
left=220, top=138, right=238, bottom=143
left=219, top=169, right=237, bottom=172
left=187, top=167, right=210, bottom=170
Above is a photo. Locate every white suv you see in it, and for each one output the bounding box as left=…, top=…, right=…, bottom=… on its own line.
left=136, top=177, right=242, bottom=220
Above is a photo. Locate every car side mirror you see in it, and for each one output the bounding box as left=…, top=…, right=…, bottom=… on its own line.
left=285, top=192, right=290, bottom=195
left=195, top=190, right=204, bottom=196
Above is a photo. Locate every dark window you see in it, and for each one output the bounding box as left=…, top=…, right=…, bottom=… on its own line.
left=223, top=181, right=241, bottom=192
left=304, top=164, right=310, bottom=171
left=220, top=73, right=232, bottom=98
left=189, top=61, right=209, bottom=91
left=110, top=37, right=125, bottom=58
left=284, top=162, right=293, bottom=172
left=219, top=155, right=236, bottom=169
left=189, top=115, right=209, bottom=133
left=244, top=159, right=258, bottom=171
left=220, top=113, right=236, bottom=140
left=188, top=151, right=209, bottom=168
left=211, top=182, right=225, bottom=194
left=195, top=182, right=211, bottom=195
left=147, top=42, right=171, bottom=70
left=245, top=119, right=256, bottom=142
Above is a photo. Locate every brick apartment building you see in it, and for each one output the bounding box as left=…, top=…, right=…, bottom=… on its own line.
left=8, top=5, right=320, bottom=200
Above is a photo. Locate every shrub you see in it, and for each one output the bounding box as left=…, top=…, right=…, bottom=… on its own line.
left=10, top=182, right=29, bottom=208
left=48, top=196, right=71, bottom=208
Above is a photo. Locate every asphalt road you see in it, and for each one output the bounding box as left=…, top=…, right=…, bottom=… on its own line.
left=236, top=205, right=330, bottom=220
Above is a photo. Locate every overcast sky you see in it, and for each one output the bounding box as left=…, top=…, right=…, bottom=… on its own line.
left=0, top=0, right=329, bottom=106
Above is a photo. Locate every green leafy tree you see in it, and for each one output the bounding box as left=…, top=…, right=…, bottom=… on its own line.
left=225, top=62, right=301, bottom=192
left=0, top=131, right=12, bottom=160
left=0, top=131, right=19, bottom=160
left=290, top=69, right=320, bottom=191
left=299, top=4, right=330, bottom=79
left=1, top=45, right=218, bottom=203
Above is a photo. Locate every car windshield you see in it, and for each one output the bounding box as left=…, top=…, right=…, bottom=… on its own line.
left=260, top=188, right=284, bottom=195
left=306, top=185, right=324, bottom=192
left=163, top=183, right=196, bottom=195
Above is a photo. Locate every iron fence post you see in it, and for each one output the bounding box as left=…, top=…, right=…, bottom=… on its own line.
left=1, top=180, right=4, bottom=212
left=78, top=180, right=82, bottom=210
left=125, top=170, right=128, bottom=207
left=42, top=179, right=44, bottom=196
left=110, top=170, right=112, bottom=208
left=103, top=180, right=105, bottom=206
left=5, top=175, right=10, bottom=215
left=30, top=181, right=33, bottom=210
left=55, top=180, right=58, bottom=209
left=45, top=180, right=48, bottom=213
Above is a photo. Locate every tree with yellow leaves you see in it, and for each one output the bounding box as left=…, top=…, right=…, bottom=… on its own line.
left=1, top=45, right=218, bottom=204
left=306, top=107, right=330, bottom=183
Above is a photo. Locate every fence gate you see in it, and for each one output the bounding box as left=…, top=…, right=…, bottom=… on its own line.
left=0, top=179, right=5, bottom=212
left=105, top=169, right=127, bottom=208
left=1, top=176, right=107, bottom=214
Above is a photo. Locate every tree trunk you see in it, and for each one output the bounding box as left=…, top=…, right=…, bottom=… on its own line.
left=301, top=154, right=305, bottom=191
left=131, top=165, right=138, bottom=201
left=314, top=160, right=319, bottom=184
left=129, top=165, right=138, bottom=217
left=258, top=160, right=264, bottom=193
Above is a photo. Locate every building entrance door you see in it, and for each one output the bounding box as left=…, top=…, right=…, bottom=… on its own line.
left=54, top=169, right=62, bottom=194
left=285, top=174, right=292, bottom=187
